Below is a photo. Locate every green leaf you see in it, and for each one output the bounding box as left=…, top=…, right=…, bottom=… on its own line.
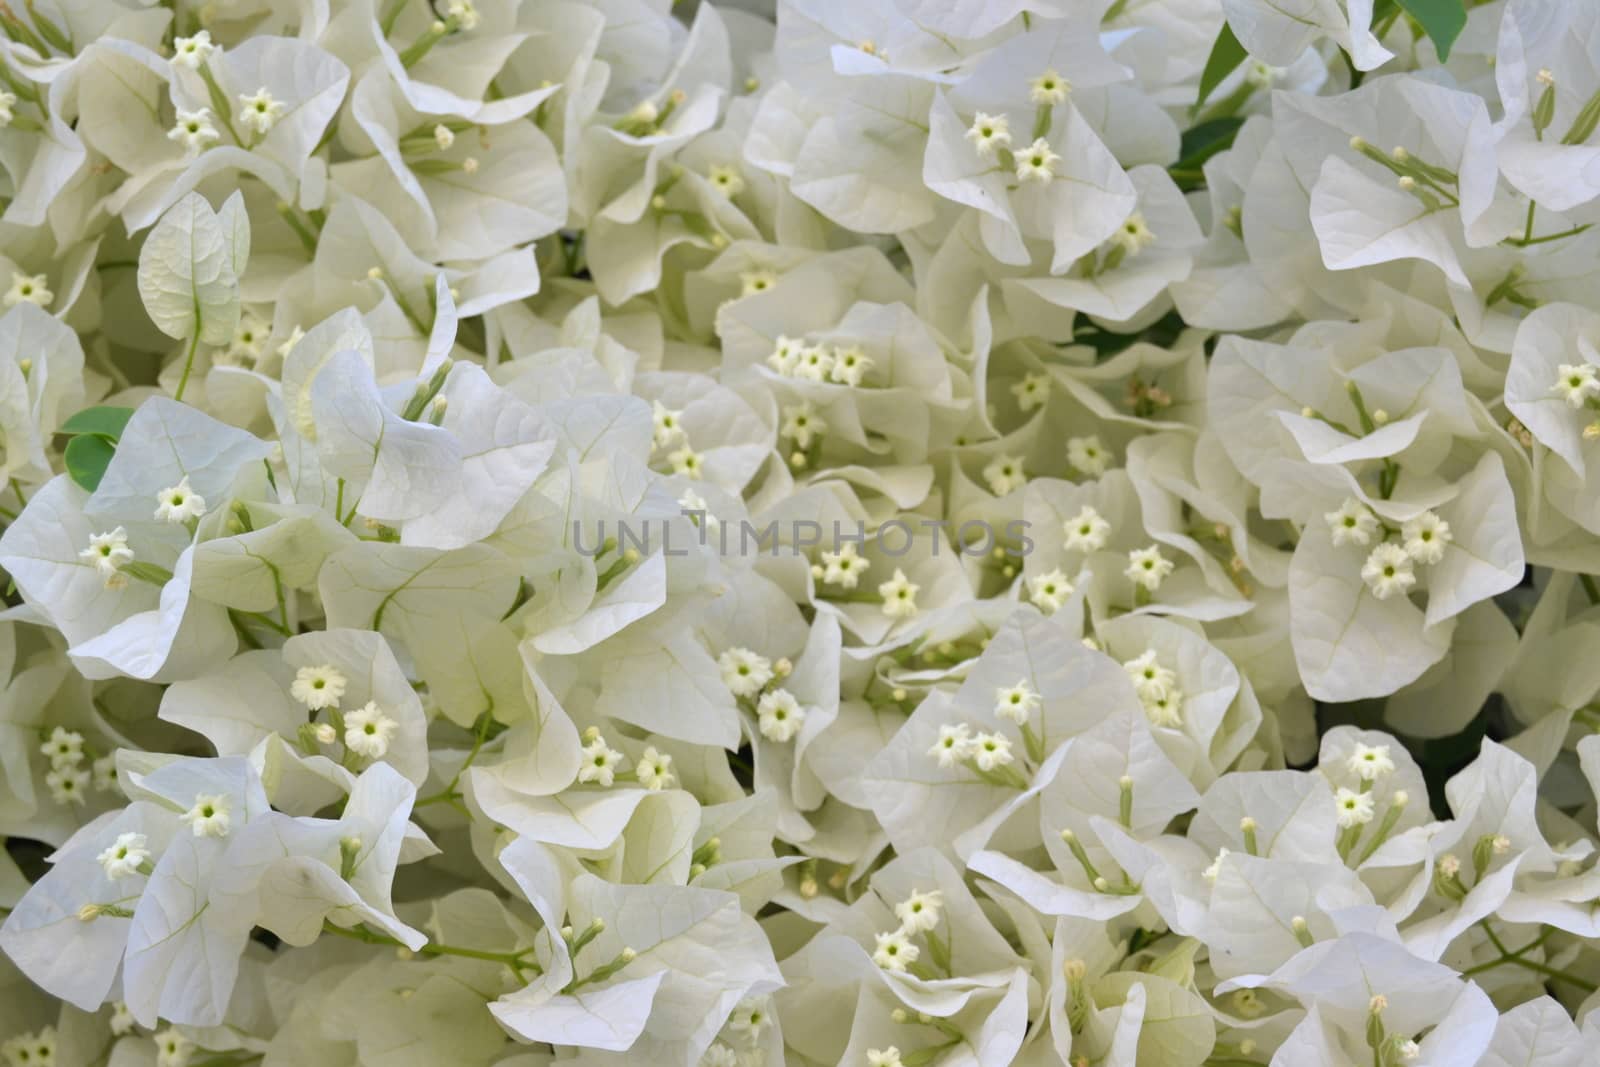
left=1171, top=116, right=1246, bottom=188
left=59, top=405, right=135, bottom=442
left=64, top=433, right=116, bottom=491
left=1397, top=0, right=1466, bottom=61
left=1197, top=22, right=1247, bottom=108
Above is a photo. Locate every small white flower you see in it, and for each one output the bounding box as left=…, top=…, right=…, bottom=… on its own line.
left=291, top=664, right=347, bottom=710
left=1122, top=650, right=1176, bottom=702
left=46, top=764, right=90, bottom=805
left=1110, top=212, right=1156, bottom=256
left=983, top=454, right=1027, bottom=496
left=154, top=1027, right=194, bottom=1067
left=1125, top=545, right=1174, bottom=592
left=829, top=344, right=873, bottom=386
left=39, top=726, right=84, bottom=768
left=1063, top=506, right=1111, bottom=553
left=868, top=1048, right=905, bottom=1067
left=1395, top=1039, right=1420, bottom=1063
left=994, top=680, right=1040, bottom=724
left=1027, top=568, right=1073, bottom=613
left=578, top=733, right=625, bottom=787
left=445, top=0, right=480, bottom=29
left=1347, top=743, right=1395, bottom=782
left=667, top=445, right=703, bottom=479
left=793, top=344, right=835, bottom=383
left=172, top=30, right=215, bottom=69
left=344, top=701, right=399, bottom=759
left=781, top=401, right=826, bottom=449
left=1334, top=787, right=1375, bottom=828
left=1028, top=69, right=1070, bottom=106
left=80, top=528, right=134, bottom=588
left=4, top=271, right=51, bottom=309
left=168, top=107, right=220, bottom=155
left=5, top=1029, right=58, bottom=1067
left=757, top=688, right=806, bottom=742
left=719, top=648, right=773, bottom=698
left=964, top=111, right=1012, bottom=157
left=872, top=929, right=920, bottom=971
left=1245, top=60, right=1281, bottom=88
left=1011, top=371, right=1050, bottom=412
left=652, top=399, right=686, bottom=449
left=97, top=832, right=152, bottom=880
left=1203, top=846, right=1230, bottom=884
left=971, top=731, right=1014, bottom=772
left=766, top=335, right=803, bottom=375
left=894, top=888, right=944, bottom=933
left=740, top=269, right=777, bottom=296
left=702, top=1044, right=739, bottom=1067
left=0, top=90, right=15, bottom=128
left=109, top=1002, right=136, bottom=1035
left=708, top=163, right=746, bottom=197
left=726, top=994, right=771, bottom=1039
left=1400, top=511, right=1451, bottom=565
left=237, top=87, right=285, bottom=135
left=928, top=723, right=975, bottom=768
left=635, top=746, right=675, bottom=791
left=878, top=568, right=920, bottom=619
left=153, top=475, right=207, bottom=524
left=92, top=755, right=119, bottom=792
left=1067, top=435, right=1110, bottom=476
left=221, top=311, right=268, bottom=366
left=1552, top=363, right=1600, bottom=408
left=1361, top=543, right=1416, bottom=600
left=820, top=541, right=869, bottom=589
left=1015, top=137, right=1060, bottom=183
left=1142, top=686, right=1184, bottom=729
left=1325, top=498, right=1379, bottom=547
left=180, top=793, right=232, bottom=838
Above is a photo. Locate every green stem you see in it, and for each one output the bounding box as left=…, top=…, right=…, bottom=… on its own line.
left=322, top=921, right=540, bottom=973
left=174, top=330, right=202, bottom=402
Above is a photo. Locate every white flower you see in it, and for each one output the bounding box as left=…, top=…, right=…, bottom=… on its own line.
left=1067, top=435, right=1110, bottom=476
left=1334, top=787, right=1375, bottom=828
left=928, top=723, right=976, bottom=768
left=1361, top=543, right=1416, bottom=600
left=868, top=1049, right=904, bottom=1067
left=878, top=568, right=920, bottom=619
left=1142, top=686, right=1184, bottom=729
left=702, top=1045, right=739, bottom=1067
left=766, top=335, right=803, bottom=375
left=872, top=929, right=919, bottom=971
left=828, top=344, right=873, bottom=386
left=237, top=88, right=285, bottom=135
left=153, top=475, right=207, bottom=523
left=719, top=648, right=773, bottom=698
left=982, top=454, right=1027, bottom=495
left=1551, top=363, right=1600, bottom=408
left=92, top=756, right=119, bottom=792
left=740, top=269, right=777, bottom=296
left=1110, top=212, right=1156, bottom=256
left=180, top=793, right=232, bottom=838
left=344, top=701, right=399, bottom=759
left=1125, top=545, right=1175, bottom=592
left=0, top=90, right=14, bottom=128
left=1400, top=511, right=1451, bottom=565
left=46, top=764, right=89, bottom=805
left=894, top=888, right=944, bottom=933
left=109, top=1002, right=136, bottom=1035
left=757, top=688, right=805, bottom=742
left=820, top=541, right=869, bottom=589
left=1014, top=137, right=1060, bottom=183
left=1028, top=69, right=1070, bottom=105
left=155, top=1027, right=194, bottom=1067
left=291, top=664, right=347, bottom=710
left=578, top=733, right=625, bottom=787
left=1063, top=506, right=1111, bottom=553
left=1011, top=371, right=1050, bottom=412
left=172, top=30, right=215, bottom=69
left=971, top=731, right=1014, bottom=771
left=4, top=1029, right=57, bottom=1067
left=652, top=399, right=687, bottom=449
left=4, top=271, right=50, bottom=309
left=445, top=0, right=480, bottom=29
left=39, top=726, right=84, bottom=768
left=1348, top=743, right=1396, bottom=781
left=221, top=312, right=268, bottom=366
left=636, top=746, right=675, bottom=791
left=667, top=445, right=703, bottom=479
left=708, top=163, right=745, bottom=198
left=964, top=111, right=1012, bottom=157
left=97, top=832, right=152, bottom=880
left=80, top=528, right=134, bottom=588
left=726, top=994, right=770, bottom=1039
left=168, top=107, right=220, bottom=154
left=1122, top=650, right=1177, bottom=702
left=1027, top=568, right=1073, bottom=613
left=1395, top=1039, right=1420, bottom=1062
left=1325, top=498, right=1378, bottom=547
left=781, top=401, right=826, bottom=449
left=1203, top=846, right=1230, bottom=884
left=994, top=680, right=1040, bottom=724
left=793, top=344, right=835, bottom=382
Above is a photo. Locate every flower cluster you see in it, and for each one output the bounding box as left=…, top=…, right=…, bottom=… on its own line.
left=2, top=0, right=1600, bottom=1064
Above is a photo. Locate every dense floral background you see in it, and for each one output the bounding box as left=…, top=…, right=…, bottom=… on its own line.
left=3, top=0, right=1600, bottom=1063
